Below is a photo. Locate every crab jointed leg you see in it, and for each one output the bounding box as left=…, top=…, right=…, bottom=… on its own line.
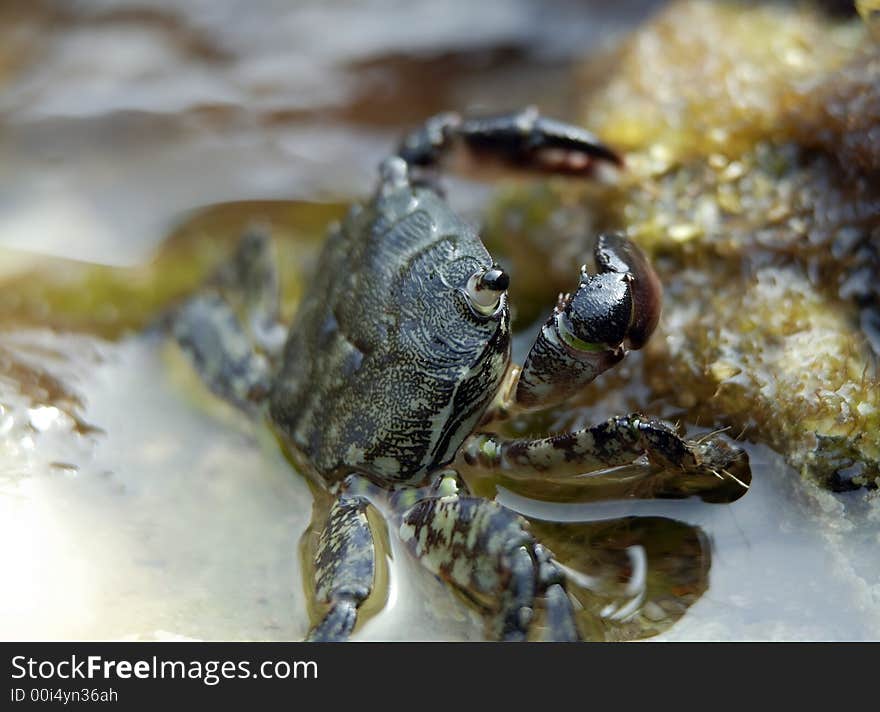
left=398, top=494, right=580, bottom=641
left=171, top=230, right=285, bottom=411
left=461, top=414, right=750, bottom=494
left=306, top=495, right=377, bottom=642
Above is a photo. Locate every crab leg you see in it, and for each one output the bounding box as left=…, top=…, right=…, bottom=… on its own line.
left=173, top=294, right=273, bottom=411
left=461, top=414, right=750, bottom=497
left=171, top=230, right=287, bottom=411
left=395, top=106, right=622, bottom=179
left=306, top=495, right=377, bottom=642
left=398, top=495, right=579, bottom=641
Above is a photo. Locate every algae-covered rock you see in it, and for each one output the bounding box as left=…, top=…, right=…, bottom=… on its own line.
left=486, top=0, right=880, bottom=492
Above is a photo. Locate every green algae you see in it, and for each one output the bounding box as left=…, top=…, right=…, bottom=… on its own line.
left=0, top=200, right=347, bottom=340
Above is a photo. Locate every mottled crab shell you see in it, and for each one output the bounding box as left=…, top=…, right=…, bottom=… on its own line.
left=268, top=178, right=511, bottom=485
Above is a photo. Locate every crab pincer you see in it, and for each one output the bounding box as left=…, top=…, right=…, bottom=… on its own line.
left=515, top=232, right=662, bottom=409
left=396, top=105, right=623, bottom=180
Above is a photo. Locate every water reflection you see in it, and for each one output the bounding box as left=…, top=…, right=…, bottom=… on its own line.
left=529, top=516, right=711, bottom=641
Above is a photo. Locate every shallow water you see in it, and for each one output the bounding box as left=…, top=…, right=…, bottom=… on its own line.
left=500, top=449, right=880, bottom=641
left=0, top=330, right=485, bottom=641
left=1, top=0, right=879, bottom=641
left=3, top=329, right=878, bottom=641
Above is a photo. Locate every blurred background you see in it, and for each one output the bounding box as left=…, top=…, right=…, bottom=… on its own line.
left=0, top=0, right=667, bottom=265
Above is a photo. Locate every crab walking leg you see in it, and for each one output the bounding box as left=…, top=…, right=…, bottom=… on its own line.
left=205, top=229, right=287, bottom=358
left=173, top=294, right=273, bottom=411
left=172, top=230, right=287, bottom=410
left=306, top=496, right=376, bottom=642
left=462, top=414, right=723, bottom=480
left=398, top=496, right=579, bottom=641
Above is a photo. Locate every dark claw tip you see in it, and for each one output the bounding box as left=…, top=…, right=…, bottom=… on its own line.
left=594, top=233, right=662, bottom=351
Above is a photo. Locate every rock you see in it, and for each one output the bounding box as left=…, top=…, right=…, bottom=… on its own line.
left=485, top=0, right=880, bottom=491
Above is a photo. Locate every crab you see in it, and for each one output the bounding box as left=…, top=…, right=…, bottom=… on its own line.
left=171, top=107, right=750, bottom=641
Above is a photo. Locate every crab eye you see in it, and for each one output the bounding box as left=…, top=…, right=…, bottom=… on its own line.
left=466, top=267, right=509, bottom=315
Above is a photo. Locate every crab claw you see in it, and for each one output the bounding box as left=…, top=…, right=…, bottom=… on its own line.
left=454, top=107, right=624, bottom=175
left=514, top=233, right=661, bottom=410
left=396, top=107, right=622, bottom=181
left=593, top=232, right=662, bottom=349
